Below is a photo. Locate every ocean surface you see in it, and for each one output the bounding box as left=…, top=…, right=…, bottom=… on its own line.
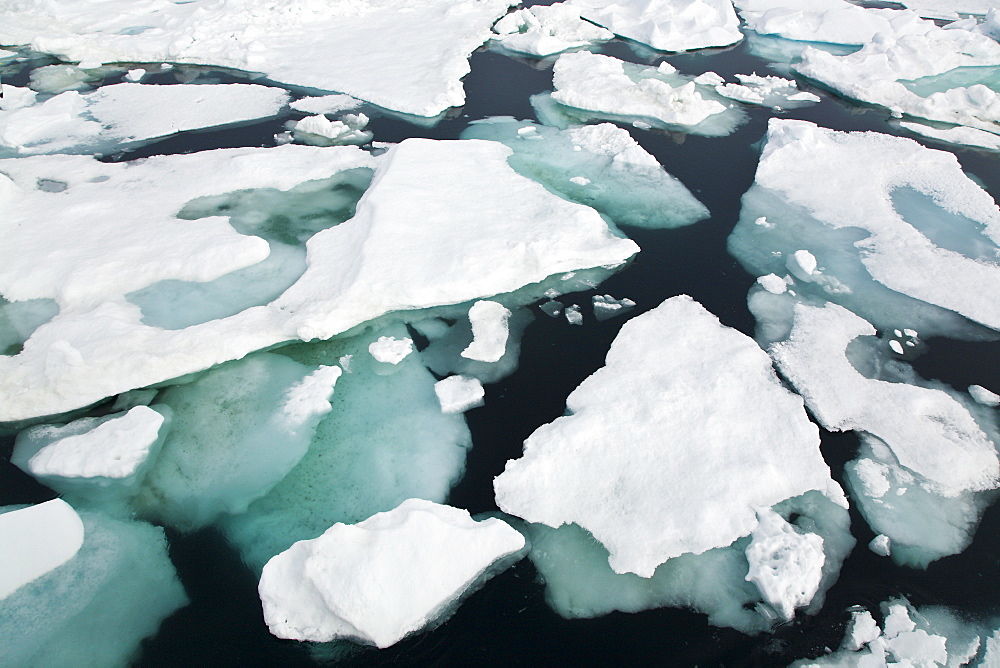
left=2, top=10, right=999, bottom=666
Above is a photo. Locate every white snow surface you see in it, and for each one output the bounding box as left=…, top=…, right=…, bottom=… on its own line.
left=970, top=384, right=1000, bottom=406
left=258, top=498, right=525, bottom=647
left=0, top=138, right=636, bottom=421
left=567, top=0, right=743, bottom=51
left=714, top=73, right=820, bottom=109
left=744, top=507, right=826, bottom=621
left=368, top=336, right=414, bottom=364
left=898, top=120, right=1000, bottom=151
left=896, top=0, right=999, bottom=19
left=290, top=94, right=363, bottom=115
left=0, top=499, right=85, bottom=600
left=492, top=4, right=613, bottom=57
left=15, top=405, right=164, bottom=479
left=434, top=375, right=486, bottom=414
left=0, top=0, right=514, bottom=117
left=550, top=51, right=730, bottom=130
left=734, top=0, right=933, bottom=45
left=0, top=83, right=289, bottom=155
left=494, top=295, right=842, bottom=577
left=750, top=120, right=1000, bottom=330
left=292, top=113, right=371, bottom=146
left=770, top=301, right=1000, bottom=497
left=461, top=300, right=511, bottom=363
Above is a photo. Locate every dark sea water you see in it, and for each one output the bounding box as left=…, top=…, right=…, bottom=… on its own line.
left=2, top=11, right=1000, bottom=667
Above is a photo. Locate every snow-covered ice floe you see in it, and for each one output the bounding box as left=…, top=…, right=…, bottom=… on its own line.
left=435, top=375, right=486, bottom=414
left=0, top=138, right=637, bottom=422
left=463, top=118, right=708, bottom=229
left=0, top=82, right=288, bottom=156
left=728, top=119, right=1000, bottom=339
left=461, top=300, right=511, bottom=363
left=794, top=21, right=1000, bottom=143
left=565, top=0, right=743, bottom=52
left=533, top=51, right=746, bottom=137
left=258, top=498, right=525, bottom=648
left=734, top=0, right=934, bottom=46
left=495, top=296, right=848, bottom=597
left=0, top=499, right=84, bottom=601
left=0, top=0, right=514, bottom=117
left=491, top=4, right=613, bottom=57
left=895, top=119, right=1000, bottom=151
left=290, top=113, right=372, bottom=147
left=0, top=503, right=187, bottom=667
left=791, top=597, right=1000, bottom=667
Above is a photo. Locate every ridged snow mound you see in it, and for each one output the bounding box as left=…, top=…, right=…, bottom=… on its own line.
left=258, top=498, right=525, bottom=648
left=0, top=0, right=513, bottom=117
left=495, top=295, right=844, bottom=578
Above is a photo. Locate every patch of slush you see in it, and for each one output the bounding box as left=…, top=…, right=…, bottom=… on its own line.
left=533, top=51, right=746, bottom=137
left=494, top=295, right=845, bottom=578
left=521, top=489, right=853, bottom=631
left=0, top=138, right=635, bottom=422
left=435, top=375, right=486, bottom=414
left=0, top=0, right=514, bottom=117
left=0, top=506, right=187, bottom=667
left=791, top=598, right=997, bottom=667
left=0, top=82, right=289, bottom=156
left=795, top=24, right=1000, bottom=140
left=565, top=0, right=743, bottom=51
left=259, top=498, right=525, bottom=648
left=221, top=326, right=472, bottom=573
left=134, top=353, right=340, bottom=531
left=492, top=4, right=613, bottom=57
left=728, top=119, right=1000, bottom=338
left=461, top=118, right=709, bottom=229
left=734, top=0, right=933, bottom=46
left=0, top=499, right=84, bottom=600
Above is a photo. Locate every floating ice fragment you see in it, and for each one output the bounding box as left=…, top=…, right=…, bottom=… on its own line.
left=757, top=273, right=788, bottom=294
left=290, top=94, right=363, bottom=115
left=869, top=534, right=892, bottom=556
left=495, top=295, right=843, bottom=577
left=435, top=375, right=486, bottom=414
left=714, top=73, right=820, bottom=110
left=970, top=384, right=1000, bottom=406
left=786, top=249, right=818, bottom=281
left=567, top=0, right=743, bottom=51
left=0, top=499, right=84, bottom=600
left=258, top=498, right=525, bottom=647
left=461, top=300, right=511, bottom=363
left=540, top=300, right=563, bottom=318
left=564, top=304, right=583, bottom=325
left=123, top=68, right=145, bottom=81
left=292, top=113, right=372, bottom=147
left=846, top=609, right=882, bottom=651
left=889, top=339, right=905, bottom=354
left=492, top=4, right=613, bottom=57
left=570, top=176, right=590, bottom=185
left=745, top=508, right=826, bottom=621
left=592, top=294, right=636, bottom=321
left=898, top=120, right=1000, bottom=151
left=734, top=0, right=933, bottom=46
left=369, top=336, right=414, bottom=365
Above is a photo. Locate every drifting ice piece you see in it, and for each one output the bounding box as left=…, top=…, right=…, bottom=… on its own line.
left=435, top=375, right=486, bottom=414
left=258, top=498, right=526, bottom=647
left=567, top=0, right=743, bottom=51
left=0, top=499, right=84, bottom=600
left=492, top=4, right=613, bottom=57
left=729, top=120, right=1000, bottom=337
left=462, top=300, right=511, bottom=363
left=290, top=94, right=363, bottom=115
left=495, top=295, right=843, bottom=577
left=292, top=113, right=372, bottom=147
left=592, top=294, right=636, bottom=321
left=369, top=336, right=414, bottom=364
left=0, top=0, right=513, bottom=118
left=538, top=51, right=744, bottom=136
left=0, top=82, right=289, bottom=156
left=713, top=73, right=820, bottom=109
left=734, top=0, right=932, bottom=46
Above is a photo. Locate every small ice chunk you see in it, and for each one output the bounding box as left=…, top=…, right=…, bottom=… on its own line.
left=0, top=84, right=37, bottom=111
left=290, top=94, right=363, bottom=115
left=564, top=304, right=583, bottom=325
left=745, top=508, right=826, bottom=620
left=883, top=603, right=917, bottom=638
left=461, top=300, right=511, bottom=363
left=540, top=300, right=563, bottom=318
left=694, top=71, right=726, bottom=86
left=124, top=68, right=146, bottom=82
left=869, top=534, right=892, bottom=556
left=567, top=0, right=743, bottom=51
left=786, top=250, right=817, bottom=281
left=292, top=113, right=372, bottom=146
left=258, top=498, right=525, bottom=647
left=757, top=273, right=788, bottom=295
left=434, top=375, right=486, bottom=414
left=903, top=328, right=918, bottom=337
left=592, top=294, right=636, bottom=321
left=845, top=609, right=883, bottom=650
left=570, top=176, right=591, bottom=186
left=369, top=336, right=414, bottom=365
left=852, top=458, right=891, bottom=498
left=969, top=384, right=1000, bottom=406
left=0, top=499, right=85, bottom=600
left=889, top=339, right=905, bottom=355
left=715, top=73, right=820, bottom=110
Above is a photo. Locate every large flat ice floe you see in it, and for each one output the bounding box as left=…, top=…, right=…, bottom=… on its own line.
left=494, top=295, right=844, bottom=578
left=258, top=498, right=525, bottom=648
left=0, top=82, right=288, bottom=156
left=734, top=0, right=933, bottom=46
left=566, top=0, right=743, bottom=52
left=535, top=51, right=745, bottom=136
left=728, top=119, right=1000, bottom=338
left=0, top=0, right=513, bottom=117
left=0, top=138, right=637, bottom=422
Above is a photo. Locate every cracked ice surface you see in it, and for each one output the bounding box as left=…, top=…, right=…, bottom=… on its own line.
left=0, top=139, right=636, bottom=422
left=494, top=295, right=843, bottom=578
left=0, top=0, right=514, bottom=117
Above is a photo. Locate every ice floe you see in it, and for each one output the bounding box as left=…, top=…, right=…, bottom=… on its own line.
left=290, top=94, right=363, bottom=115
left=734, top=0, right=932, bottom=46
left=713, top=73, right=820, bottom=109
left=462, top=118, right=709, bottom=229
left=368, top=336, right=414, bottom=365
left=495, top=295, right=844, bottom=578
left=566, top=0, right=743, bottom=52
left=0, top=82, right=289, bottom=156
left=258, top=498, right=525, bottom=647
left=0, top=499, right=84, bottom=600
left=592, top=294, right=636, bottom=320
left=0, top=506, right=187, bottom=666
left=534, top=51, right=745, bottom=136
left=897, top=119, right=1000, bottom=151
left=728, top=119, right=1000, bottom=338
left=291, top=113, right=372, bottom=147
left=434, top=375, right=486, bottom=414
left=0, top=0, right=513, bottom=117
left=461, top=300, right=511, bottom=363
left=492, top=4, right=613, bottom=57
